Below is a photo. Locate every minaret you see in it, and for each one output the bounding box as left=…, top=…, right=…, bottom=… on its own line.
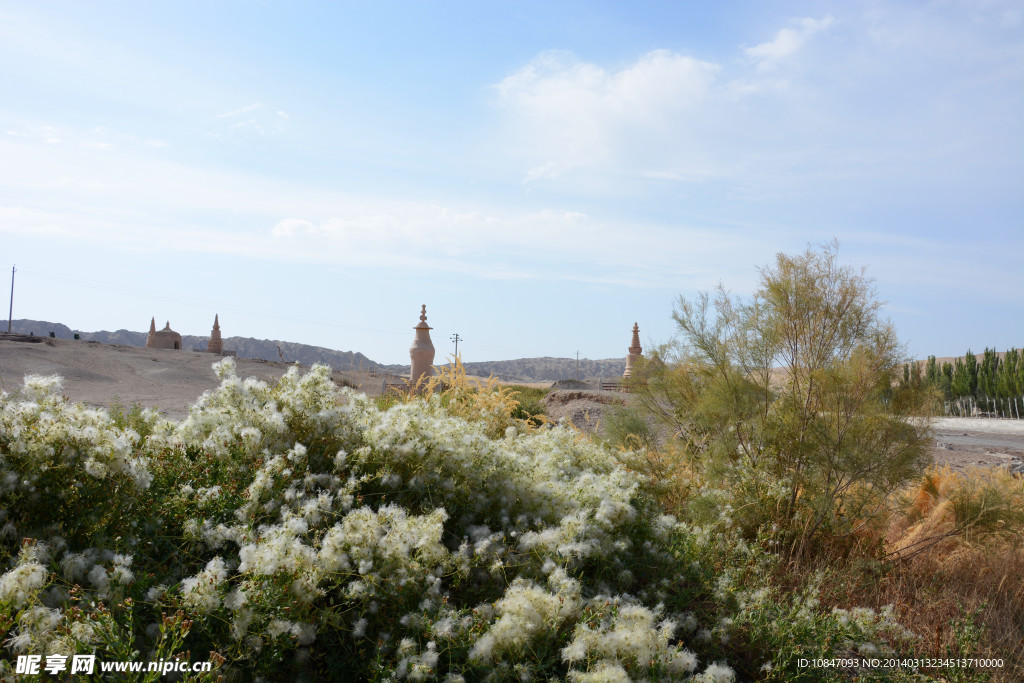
left=207, top=314, right=223, bottom=355
left=146, top=317, right=156, bottom=348
left=623, top=322, right=642, bottom=378
left=409, top=305, right=435, bottom=387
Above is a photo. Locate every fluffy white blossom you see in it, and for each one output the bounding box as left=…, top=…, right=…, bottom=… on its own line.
left=3, top=360, right=903, bottom=680
left=470, top=570, right=581, bottom=664
left=0, top=558, right=47, bottom=607
left=694, top=662, right=736, bottom=682
left=181, top=557, right=229, bottom=613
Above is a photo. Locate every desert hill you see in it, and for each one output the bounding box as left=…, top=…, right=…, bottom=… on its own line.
left=382, top=357, right=627, bottom=383
left=8, top=319, right=382, bottom=373
left=0, top=335, right=391, bottom=420
left=8, top=320, right=628, bottom=383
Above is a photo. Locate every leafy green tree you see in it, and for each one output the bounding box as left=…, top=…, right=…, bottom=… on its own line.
left=941, top=361, right=954, bottom=399
left=925, top=355, right=938, bottom=386
left=632, top=241, right=932, bottom=556
left=965, top=349, right=978, bottom=396
left=1000, top=349, right=1021, bottom=398
left=951, top=357, right=972, bottom=397
left=1019, top=349, right=1024, bottom=395
left=978, top=348, right=1000, bottom=413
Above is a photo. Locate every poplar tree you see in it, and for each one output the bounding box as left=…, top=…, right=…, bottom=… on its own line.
left=951, top=358, right=972, bottom=397
left=925, top=355, right=938, bottom=385
left=965, top=349, right=978, bottom=396
left=1001, top=349, right=1021, bottom=397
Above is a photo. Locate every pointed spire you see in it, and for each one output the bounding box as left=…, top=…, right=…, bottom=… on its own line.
left=149, top=317, right=156, bottom=333
left=146, top=317, right=156, bottom=348
left=208, top=314, right=224, bottom=355
left=410, top=304, right=435, bottom=386
left=623, top=322, right=643, bottom=379
left=629, top=322, right=642, bottom=355
left=415, top=304, right=431, bottom=329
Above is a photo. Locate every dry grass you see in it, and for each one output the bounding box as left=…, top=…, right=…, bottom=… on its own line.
left=640, top=443, right=1024, bottom=680
left=804, top=466, right=1024, bottom=681
left=377, top=357, right=549, bottom=438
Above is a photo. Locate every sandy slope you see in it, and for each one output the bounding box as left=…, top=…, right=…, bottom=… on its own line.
left=0, top=337, right=386, bottom=419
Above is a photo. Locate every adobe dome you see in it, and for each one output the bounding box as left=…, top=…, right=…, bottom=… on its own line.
left=147, top=320, right=182, bottom=350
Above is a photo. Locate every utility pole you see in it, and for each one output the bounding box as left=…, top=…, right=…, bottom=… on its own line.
left=450, top=333, right=462, bottom=359
left=7, top=265, right=13, bottom=333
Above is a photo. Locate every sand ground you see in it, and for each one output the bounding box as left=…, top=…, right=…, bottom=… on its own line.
left=0, top=336, right=387, bottom=419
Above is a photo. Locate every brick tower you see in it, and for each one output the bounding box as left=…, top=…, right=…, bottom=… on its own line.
left=409, top=305, right=435, bottom=387
left=207, top=314, right=223, bottom=355
left=623, top=322, right=642, bottom=378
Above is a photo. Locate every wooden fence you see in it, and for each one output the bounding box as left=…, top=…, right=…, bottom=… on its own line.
left=944, top=395, right=1024, bottom=419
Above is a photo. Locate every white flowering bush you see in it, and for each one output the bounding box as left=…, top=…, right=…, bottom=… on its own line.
left=1, top=361, right=932, bottom=681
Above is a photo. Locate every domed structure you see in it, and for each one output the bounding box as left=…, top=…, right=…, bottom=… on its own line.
left=207, top=314, right=223, bottom=354
left=147, top=320, right=182, bottom=350
left=409, top=305, right=435, bottom=387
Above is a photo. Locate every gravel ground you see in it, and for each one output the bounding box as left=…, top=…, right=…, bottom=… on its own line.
left=541, top=390, right=626, bottom=432
left=929, top=418, right=1024, bottom=474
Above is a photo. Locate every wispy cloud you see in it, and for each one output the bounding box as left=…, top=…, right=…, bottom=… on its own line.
left=0, top=123, right=787, bottom=290
left=217, top=103, right=263, bottom=118
left=490, top=8, right=1022, bottom=205
left=744, top=16, right=834, bottom=70
left=208, top=103, right=288, bottom=139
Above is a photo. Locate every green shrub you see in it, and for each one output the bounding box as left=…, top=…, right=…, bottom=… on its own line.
left=505, top=384, right=549, bottom=426
left=2, top=360, right=950, bottom=681
left=602, top=405, right=658, bottom=452
left=631, top=242, right=933, bottom=556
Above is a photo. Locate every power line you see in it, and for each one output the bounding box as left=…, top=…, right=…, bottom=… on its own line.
left=12, top=265, right=604, bottom=362
left=7, top=265, right=14, bottom=333
left=16, top=265, right=409, bottom=337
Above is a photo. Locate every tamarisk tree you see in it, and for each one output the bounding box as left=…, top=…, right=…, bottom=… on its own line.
left=632, top=241, right=932, bottom=555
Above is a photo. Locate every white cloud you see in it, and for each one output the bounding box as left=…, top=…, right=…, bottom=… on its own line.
left=231, top=119, right=266, bottom=135
left=495, top=50, right=719, bottom=180
left=1, top=112, right=1016, bottom=306
left=207, top=103, right=287, bottom=139
left=490, top=7, right=1021, bottom=203
left=271, top=218, right=314, bottom=237
left=744, top=16, right=834, bottom=70
left=217, top=103, right=263, bottom=118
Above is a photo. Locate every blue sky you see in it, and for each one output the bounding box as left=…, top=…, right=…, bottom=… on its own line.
left=2, top=1, right=1021, bottom=365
